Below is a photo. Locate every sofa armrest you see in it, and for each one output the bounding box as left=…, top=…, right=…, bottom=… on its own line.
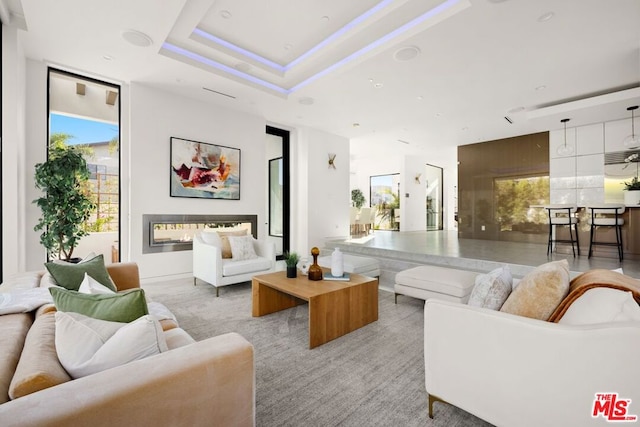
left=106, top=262, right=140, bottom=291
left=0, top=332, right=255, bottom=426
left=192, top=235, right=224, bottom=284
left=253, top=240, right=275, bottom=268
left=424, top=299, right=640, bottom=427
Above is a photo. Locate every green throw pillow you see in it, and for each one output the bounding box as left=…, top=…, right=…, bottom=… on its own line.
left=49, top=287, right=148, bottom=323
left=45, top=255, right=116, bottom=292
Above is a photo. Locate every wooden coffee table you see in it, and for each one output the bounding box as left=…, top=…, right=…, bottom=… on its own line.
left=252, top=271, right=378, bottom=349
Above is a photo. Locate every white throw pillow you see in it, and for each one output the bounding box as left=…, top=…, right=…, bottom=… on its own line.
left=78, top=272, right=116, bottom=295
left=467, top=265, right=513, bottom=310
left=228, top=235, right=258, bottom=260
left=55, top=311, right=168, bottom=379
left=559, top=288, right=640, bottom=325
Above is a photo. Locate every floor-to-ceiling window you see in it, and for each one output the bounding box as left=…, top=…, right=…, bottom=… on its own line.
left=425, top=164, right=443, bottom=231
left=370, top=173, right=400, bottom=231
left=266, top=126, right=290, bottom=259
left=47, top=69, right=121, bottom=261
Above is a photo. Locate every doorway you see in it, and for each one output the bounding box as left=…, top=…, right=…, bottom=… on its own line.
left=425, top=164, right=443, bottom=231
left=266, top=126, right=290, bottom=259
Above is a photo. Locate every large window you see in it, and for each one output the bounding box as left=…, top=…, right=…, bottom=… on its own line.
left=370, top=173, right=400, bottom=231
left=48, top=69, right=120, bottom=262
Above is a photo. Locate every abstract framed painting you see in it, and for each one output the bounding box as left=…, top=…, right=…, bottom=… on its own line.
left=170, top=137, right=241, bottom=200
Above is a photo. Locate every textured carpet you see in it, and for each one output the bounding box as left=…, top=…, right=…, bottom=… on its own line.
left=144, top=278, right=493, bottom=427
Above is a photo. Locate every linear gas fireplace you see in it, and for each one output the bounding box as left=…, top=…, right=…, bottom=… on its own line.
left=142, top=214, right=258, bottom=254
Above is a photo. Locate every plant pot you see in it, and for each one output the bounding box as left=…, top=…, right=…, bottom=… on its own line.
left=624, top=190, right=640, bottom=206
left=286, top=266, right=297, bottom=278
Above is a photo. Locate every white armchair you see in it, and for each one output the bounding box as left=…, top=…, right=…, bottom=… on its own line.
left=193, top=231, right=276, bottom=296
left=424, top=299, right=640, bottom=427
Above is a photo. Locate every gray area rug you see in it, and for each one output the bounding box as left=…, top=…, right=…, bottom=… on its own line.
left=144, top=279, right=493, bottom=427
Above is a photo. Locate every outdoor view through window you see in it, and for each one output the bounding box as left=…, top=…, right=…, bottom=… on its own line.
left=47, top=69, right=120, bottom=262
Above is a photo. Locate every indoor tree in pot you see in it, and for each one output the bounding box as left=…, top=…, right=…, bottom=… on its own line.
left=351, top=188, right=366, bottom=209
left=283, top=251, right=300, bottom=278
left=34, top=134, right=96, bottom=261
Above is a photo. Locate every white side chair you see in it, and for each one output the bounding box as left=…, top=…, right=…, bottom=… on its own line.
left=544, top=204, right=580, bottom=257
left=368, top=207, right=377, bottom=233
left=349, top=207, right=360, bottom=236
left=587, top=204, right=625, bottom=261
left=193, top=231, right=276, bottom=296
left=358, top=207, right=371, bottom=235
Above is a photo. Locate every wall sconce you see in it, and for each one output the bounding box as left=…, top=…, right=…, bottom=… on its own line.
left=556, top=118, right=574, bottom=156
left=328, top=153, right=336, bottom=169
left=415, top=173, right=422, bottom=184
left=623, top=106, right=639, bottom=150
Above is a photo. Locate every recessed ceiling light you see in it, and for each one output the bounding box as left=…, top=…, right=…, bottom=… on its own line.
left=121, top=29, right=153, bottom=47
left=299, top=97, right=314, bottom=105
left=373, top=82, right=383, bottom=89
left=417, top=96, right=423, bottom=101
left=235, top=62, right=252, bottom=72
left=284, top=43, right=293, bottom=51
left=535, top=85, right=547, bottom=91
left=461, top=127, right=469, bottom=131
left=321, top=15, right=330, bottom=23
left=220, top=10, right=232, bottom=19
left=102, top=55, right=113, bottom=61
left=353, top=123, right=360, bottom=128
left=537, top=11, right=555, bottom=22
left=393, top=46, right=421, bottom=61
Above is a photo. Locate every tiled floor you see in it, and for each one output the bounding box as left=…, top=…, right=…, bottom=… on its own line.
left=334, top=229, right=640, bottom=278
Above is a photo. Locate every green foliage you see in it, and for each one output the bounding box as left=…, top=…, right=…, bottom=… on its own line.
left=623, top=176, right=640, bottom=191
left=283, top=251, right=300, bottom=267
left=351, top=189, right=366, bottom=209
left=34, top=134, right=96, bottom=260
left=494, top=176, right=549, bottom=230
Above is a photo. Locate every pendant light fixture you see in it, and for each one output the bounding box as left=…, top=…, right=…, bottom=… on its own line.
left=623, top=106, right=640, bottom=150
left=556, top=118, right=574, bottom=156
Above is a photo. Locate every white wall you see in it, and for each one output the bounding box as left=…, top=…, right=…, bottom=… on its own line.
left=298, top=127, right=350, bottom=252
left=129, top=83, right=268, bottom=280
left=2, top=24, right=26, bottom=275
left=350, top=146, right=458, bottom=232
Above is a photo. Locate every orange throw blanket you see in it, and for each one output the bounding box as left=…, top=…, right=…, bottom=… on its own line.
left=548, top=269, right=640, bottom=323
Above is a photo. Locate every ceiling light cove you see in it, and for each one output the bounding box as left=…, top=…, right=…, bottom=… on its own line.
left=162, top=0, right=471, bottom=98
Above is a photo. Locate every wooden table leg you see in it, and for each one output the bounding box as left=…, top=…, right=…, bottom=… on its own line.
left=252, top=278, right=305, bottom=317
left=308, top=279, right=378, bottom=348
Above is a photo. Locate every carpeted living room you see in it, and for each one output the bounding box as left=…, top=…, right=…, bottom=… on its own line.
left=2, top=0, right=640, bottom=426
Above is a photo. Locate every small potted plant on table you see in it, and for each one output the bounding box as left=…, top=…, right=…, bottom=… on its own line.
left=284, top=251, right=300, bottom=278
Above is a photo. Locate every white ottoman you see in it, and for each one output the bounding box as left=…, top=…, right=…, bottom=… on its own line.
left=317, top=254, right=380, bottom=278
left=394, top=265, right=478, bottom=304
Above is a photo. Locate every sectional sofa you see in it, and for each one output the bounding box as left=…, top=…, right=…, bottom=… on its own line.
left=0, top=263, right=255, bottom=426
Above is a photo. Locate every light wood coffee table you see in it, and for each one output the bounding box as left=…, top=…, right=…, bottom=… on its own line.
left=252, top=270, right=378, bottom=349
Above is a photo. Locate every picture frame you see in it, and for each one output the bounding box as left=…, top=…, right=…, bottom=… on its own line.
left=170, top=137, right=241, bottom=200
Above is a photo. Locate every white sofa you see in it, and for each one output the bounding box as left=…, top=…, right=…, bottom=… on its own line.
left=193, top=231, right=276, bottom=296
left=424, top=298, right=640, bottom=427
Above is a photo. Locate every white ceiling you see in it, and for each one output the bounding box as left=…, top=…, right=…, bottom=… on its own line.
left=6, top=0, right=640, bottom=159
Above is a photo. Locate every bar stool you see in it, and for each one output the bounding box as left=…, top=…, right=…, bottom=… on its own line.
left=587, top=205, right=625, bottom=261
left=544, top=204, right=580, bottom=257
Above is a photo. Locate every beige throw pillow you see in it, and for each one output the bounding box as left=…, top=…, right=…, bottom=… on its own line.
left=500, top=259, right=570, bottom=321
left=9, top=312, right=71, bottom=399
left=217, top=229, right=248, bottom=259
